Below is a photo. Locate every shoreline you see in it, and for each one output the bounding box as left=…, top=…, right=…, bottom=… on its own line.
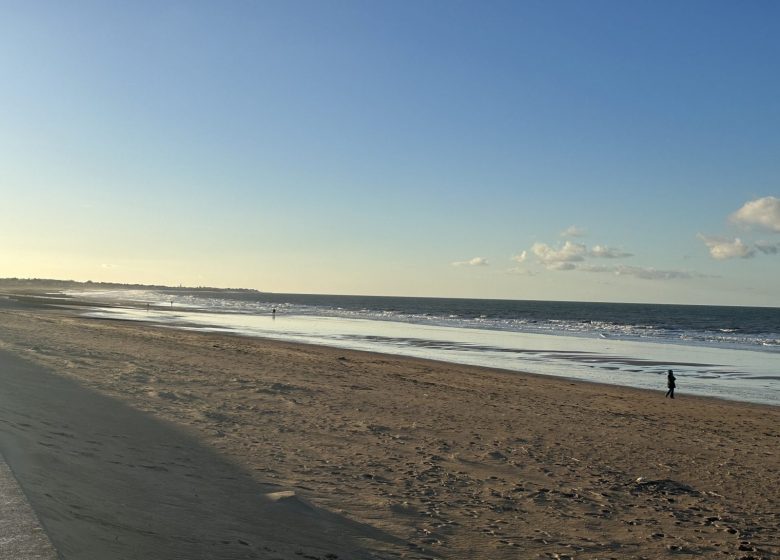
left=67, top=315, right=780, bottom=411
left=0, top=300, right=778, bottom=558
left=5, top=289, right=779, bottom=408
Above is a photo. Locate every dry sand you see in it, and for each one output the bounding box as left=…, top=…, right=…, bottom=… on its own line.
left=0, top=295, right=778, bottom=559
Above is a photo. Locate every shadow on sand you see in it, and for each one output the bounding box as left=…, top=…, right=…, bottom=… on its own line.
left=0, top=350, right=405, bottom=560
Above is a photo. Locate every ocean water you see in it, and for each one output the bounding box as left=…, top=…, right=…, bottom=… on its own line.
left=66, top=289, right=780, bottom=406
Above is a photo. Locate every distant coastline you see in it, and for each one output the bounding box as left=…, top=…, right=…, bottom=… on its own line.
left=2, top=277, right=779, bottom=310
left=0, top=277, right=262, bottom=295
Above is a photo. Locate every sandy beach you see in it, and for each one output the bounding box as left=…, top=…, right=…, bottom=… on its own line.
left=0, top=295, right=778, bottom=559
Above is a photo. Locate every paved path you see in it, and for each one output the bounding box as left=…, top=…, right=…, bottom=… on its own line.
left=0, top=453, right=58, bottom=559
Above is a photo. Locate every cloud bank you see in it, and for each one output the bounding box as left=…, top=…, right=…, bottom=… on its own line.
left=581, top=264, right=705, bottom=280
left=452, top=257, right=489, bottom=267
left=522, top=235, right=693, bottom=280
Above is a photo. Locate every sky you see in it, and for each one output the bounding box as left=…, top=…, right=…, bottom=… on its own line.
left=1, top=0, right=779, bottom=306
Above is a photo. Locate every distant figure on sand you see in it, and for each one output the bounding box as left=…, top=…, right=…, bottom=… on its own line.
left=272, top=308, right=276, bottom=318
left=665, top=369, right=676, bottom=399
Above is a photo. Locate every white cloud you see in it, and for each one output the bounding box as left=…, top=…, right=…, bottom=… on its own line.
left=524, top=236, right=704, bottom=279
left=589, top=245, right=633, bottom=259
left=529, top=239, right=633, bottom=270
left=532, top=241, right=587, bottom=268
left=452, top=257, right=489, bottom=267
left=698, top=234, right=755, bottom=260
left=731, top=196, right=780, bottom=232
left=561, top=225, right=587, bottom=238
left=511, top=251, right=527, bottom=263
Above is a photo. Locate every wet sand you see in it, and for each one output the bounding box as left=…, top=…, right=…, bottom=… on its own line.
left=0, top=296, right=778, bottom=559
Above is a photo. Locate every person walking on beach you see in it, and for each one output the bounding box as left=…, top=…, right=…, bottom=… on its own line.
left=665, top=369, right=676, bottom=399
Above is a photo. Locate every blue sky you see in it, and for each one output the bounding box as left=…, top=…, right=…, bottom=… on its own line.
left=1, top=1, right=779, bottom=305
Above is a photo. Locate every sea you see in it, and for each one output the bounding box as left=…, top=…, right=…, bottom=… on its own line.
left=65, top=288, right=780, bottom=407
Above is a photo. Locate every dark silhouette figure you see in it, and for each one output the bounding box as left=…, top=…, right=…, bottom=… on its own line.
left=272, top=308, right=276, bottom=319
left=665, top=369, right=676, bottom=399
